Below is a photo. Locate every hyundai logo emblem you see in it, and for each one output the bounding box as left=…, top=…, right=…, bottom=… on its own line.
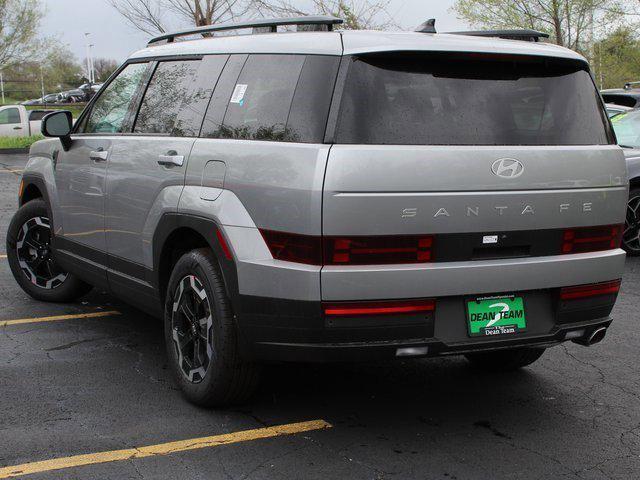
left=491, top=158, right=524, bottom=179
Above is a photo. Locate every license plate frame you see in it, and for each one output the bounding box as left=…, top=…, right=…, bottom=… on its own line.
left=466, top=295, right=527, bottom=338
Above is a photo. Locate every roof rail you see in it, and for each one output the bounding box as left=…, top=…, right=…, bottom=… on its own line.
left=147, top=16, right=344, bottom=46
left=624, top=81, right=640, bottom=90
left=450, top=29, right=550, bottom=42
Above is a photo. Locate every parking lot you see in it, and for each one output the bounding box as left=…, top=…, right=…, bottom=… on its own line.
left=0, top=152, right=638, bottom=479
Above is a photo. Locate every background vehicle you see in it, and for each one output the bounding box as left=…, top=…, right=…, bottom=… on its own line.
left=8, top=17, right=627, bottom=407
left=602, top=84, right=640, bottom=108
left=60, top=89, right=87, bottom=103
left=0, top=105, right=54, bottom=137
left=610, top=109, right=640, bottom=254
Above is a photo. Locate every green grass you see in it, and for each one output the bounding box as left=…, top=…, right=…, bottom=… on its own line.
left=0, top=135, right=44, bottom=149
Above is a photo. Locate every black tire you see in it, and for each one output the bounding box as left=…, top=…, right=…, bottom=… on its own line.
left=623, top=186, right=640, bottom=256
left=164, top=248, right=260, bottom=407
left=6, top=198, right=92, bottom=302
left=464, top=347, right=546, bottom=372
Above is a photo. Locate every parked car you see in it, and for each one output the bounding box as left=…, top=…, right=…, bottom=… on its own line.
left=0, top=105, right=54, bottom=137
left=21, top=98, right=43, bottom=106
left=605, top=103, right=632, bottom=118
left=42, top=93, right=62, bottom=104
left=610, top=109, right=640, bottom=254
left=8, top=17, right=627, bottom=407
left=60, top=89, right=87, bottom=103
left=602, top=84, right=640, bottom=108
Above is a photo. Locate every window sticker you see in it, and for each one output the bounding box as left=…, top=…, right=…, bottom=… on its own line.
left=230, top=84, right=248, bottom=106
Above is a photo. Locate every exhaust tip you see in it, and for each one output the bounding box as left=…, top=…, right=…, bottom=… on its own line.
left=571, top=327, right=607, bottom=347
left=588, top=327, right=607, bottom=345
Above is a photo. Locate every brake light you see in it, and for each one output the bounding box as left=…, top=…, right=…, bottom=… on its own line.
left=260, top=229, right=322, bottom=265
left=324, top=235, right=434, bottom=265
left=562, top=225, right=622, bottom=254
left=323, top=299, right=436, bottom=316
left=560, top=280, right=621, bottom=300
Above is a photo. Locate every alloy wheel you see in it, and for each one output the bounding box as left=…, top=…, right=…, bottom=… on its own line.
left=624, top=195, right=640, bottom=253
left=171, top=275, right=214, bottom=383
left=16, top=216, right=67, bottom=289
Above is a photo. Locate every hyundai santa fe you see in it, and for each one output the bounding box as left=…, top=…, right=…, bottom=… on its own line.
left=6, top=17, right=627, bottom=406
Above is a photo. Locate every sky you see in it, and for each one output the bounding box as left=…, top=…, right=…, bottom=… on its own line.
left=40, top=0, right=470, bottom=64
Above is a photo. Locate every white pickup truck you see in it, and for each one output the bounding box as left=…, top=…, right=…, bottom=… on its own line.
left=0, top=105, right=54, bottom=137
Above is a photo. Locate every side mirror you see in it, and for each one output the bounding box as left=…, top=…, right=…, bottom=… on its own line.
left=41, top=111, right=73, bottom=151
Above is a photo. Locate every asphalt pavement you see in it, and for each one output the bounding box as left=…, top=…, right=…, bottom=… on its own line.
left=0, top=153, right=639, bottom=479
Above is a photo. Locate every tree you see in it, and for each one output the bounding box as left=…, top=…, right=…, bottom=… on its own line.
left=452, top=0, right=628, bottom=54
left=0, top=0, right=43, bottom=70
left=592, top=27, right=640, bottom=89
left=108, top=0, right=251, bottom=34
left=91, top=58, right=120, bottom=83
left=252, top=0, right=397, bottom=30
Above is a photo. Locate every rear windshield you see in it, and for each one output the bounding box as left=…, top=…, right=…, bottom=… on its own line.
left=335, top=53, right=613, bottom=146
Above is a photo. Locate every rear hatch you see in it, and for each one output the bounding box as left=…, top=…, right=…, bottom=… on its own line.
left=323, top=52, right=626, bottom=275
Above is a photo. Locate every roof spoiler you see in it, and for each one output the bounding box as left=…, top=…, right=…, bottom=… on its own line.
left=147, top=16, right=344, bottom=46
left=450, top=29, right=550, bottom=42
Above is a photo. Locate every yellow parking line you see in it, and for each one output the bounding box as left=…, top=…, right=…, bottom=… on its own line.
left=0, top=310, right=121, bottom=327
left=0, top=419, right=332, bottom=479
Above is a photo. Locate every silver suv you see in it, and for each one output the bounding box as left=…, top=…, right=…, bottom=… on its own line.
left=7, top=17, right=627, bottom=406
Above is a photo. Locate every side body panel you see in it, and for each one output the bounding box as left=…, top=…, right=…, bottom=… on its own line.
left=180, top=139, right=330, bottom=301
left=104, top=136, right=195, bottom=269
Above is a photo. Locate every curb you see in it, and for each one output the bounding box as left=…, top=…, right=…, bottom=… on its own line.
left=0, top=148, right=28, bottom=154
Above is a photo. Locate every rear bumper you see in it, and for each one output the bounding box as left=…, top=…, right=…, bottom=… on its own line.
left=249, top=318, right=612, bottom=362
left=234, top=286, right=618, bottom=362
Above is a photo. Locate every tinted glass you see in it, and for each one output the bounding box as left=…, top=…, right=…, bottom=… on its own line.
left=287, top=55, right=340, bottom=143
left=218, top=54, right=305, bottom=141
left=0, top=108, right=20, bottom=124
left=200, top=54, right=248, bottom=138
left=336, top=53, right=613, bottom=146
left=84, top=62, right=148, bottom=134
left=611, top=110, right=640, bottom=148
left=134, top=60, right=201, bottom=135
left=28, top=110, right=53, bottom=121
left=173, top=55, right=228, bottom=137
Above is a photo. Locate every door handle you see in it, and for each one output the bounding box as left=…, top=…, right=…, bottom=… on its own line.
left=89, top=149, right=109, bottom=162
left=13, top=126, right=22, bottom=130
left=158, top=152, right=184, bottom=167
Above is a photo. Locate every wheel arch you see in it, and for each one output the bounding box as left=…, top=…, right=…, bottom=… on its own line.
left=153, top=214, right=239, bottom=306
left=19, top=175, right=49, bottom=207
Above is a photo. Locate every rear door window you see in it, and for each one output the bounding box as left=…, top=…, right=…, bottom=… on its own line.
left=134, top=59, right=216, bottom=136
left=335, top=53, right=613, bottom=146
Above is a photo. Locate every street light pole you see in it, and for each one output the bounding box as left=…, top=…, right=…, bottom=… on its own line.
left=84, top=32, right=93, bottom=84
left=89, top=44, right=95, bottom=83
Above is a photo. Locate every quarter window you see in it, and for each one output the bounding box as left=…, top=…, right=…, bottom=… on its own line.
left=218, top=54, right=305, bottom=141
left=83, top=62, right=148, bottom=134
left=0, top=108, right=20, bottom=125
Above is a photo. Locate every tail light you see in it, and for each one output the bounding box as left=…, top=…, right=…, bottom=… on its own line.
left=260, top=230, right=435, bottom=266
left=324, top=235, right=434, bottom=265
left=260, top=229, right=322, bottom=265
left=562, top=225, right=622, bottom=254
left=560, top=280, right=621, bottom=300
left=323, top=299, right=436, bottom=317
